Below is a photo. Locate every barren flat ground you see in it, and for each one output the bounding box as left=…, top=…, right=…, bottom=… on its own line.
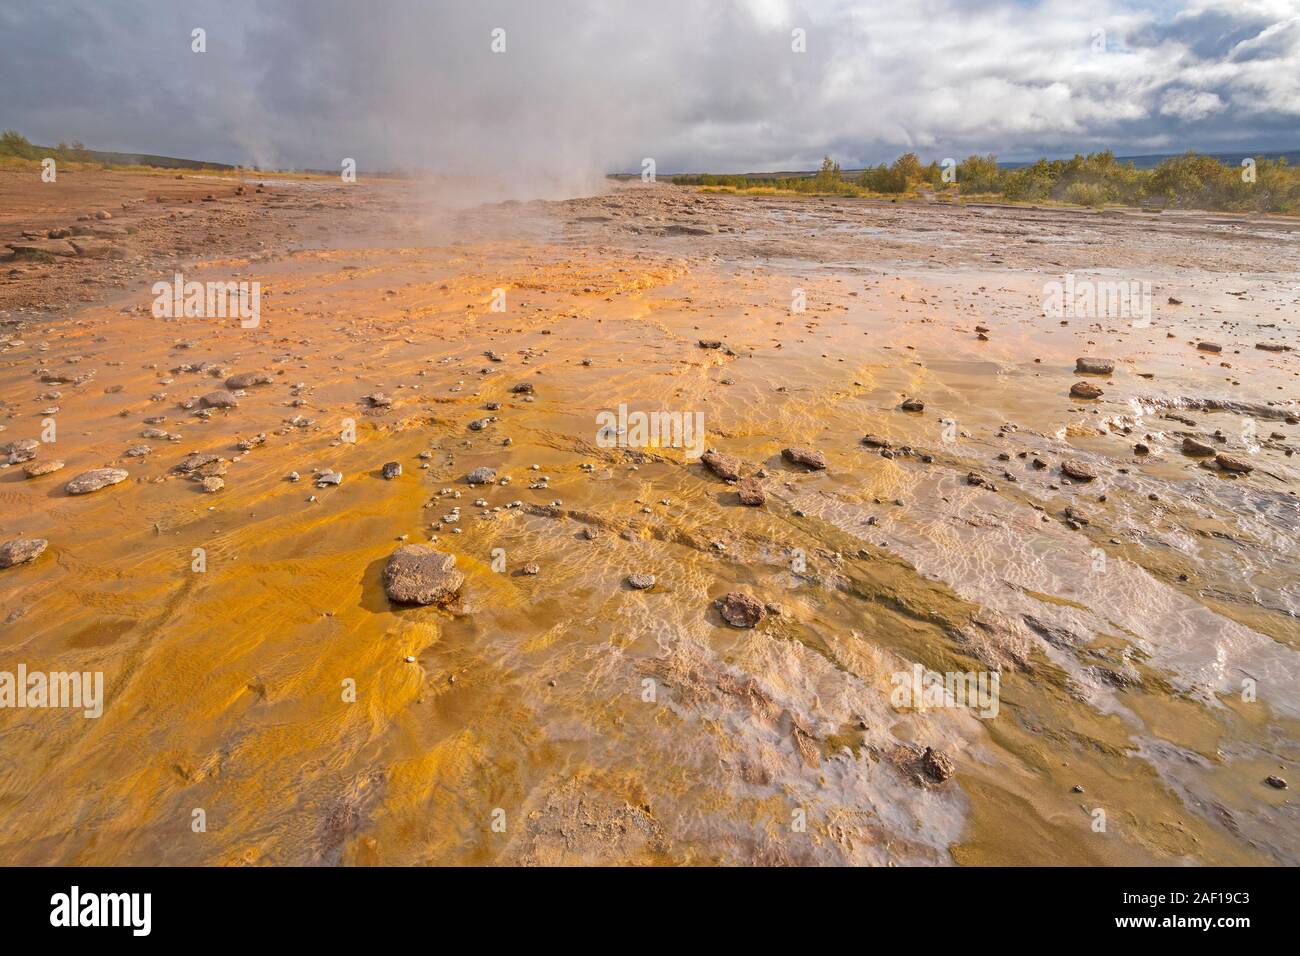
left=1, top=168, right=1297, bottom=865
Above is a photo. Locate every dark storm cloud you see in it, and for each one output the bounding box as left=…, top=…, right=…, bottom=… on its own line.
left=0, top=0, right=1296, bottom=179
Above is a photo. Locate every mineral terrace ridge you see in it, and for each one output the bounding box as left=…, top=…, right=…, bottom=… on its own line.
left=0, top=167, right=1297, bottom=866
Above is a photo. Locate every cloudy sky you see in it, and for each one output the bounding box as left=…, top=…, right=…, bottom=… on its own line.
left=1, top=0, right=1297, bottom=177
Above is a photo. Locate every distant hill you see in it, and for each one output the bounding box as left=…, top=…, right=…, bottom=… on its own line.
left=40, top=146, right=237, bottom=171
left=1000, top=150, right=1300, bottom=170
left=0, top=131, right=237, bottom=171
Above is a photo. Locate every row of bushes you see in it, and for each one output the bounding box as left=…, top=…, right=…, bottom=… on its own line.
left=674, top=150, right=1300, bottom=213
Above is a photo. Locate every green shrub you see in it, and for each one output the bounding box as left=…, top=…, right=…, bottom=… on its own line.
left=957, top=154, right=1001, bottom=194
left=1062, top=181, right=1109, bottom=207
left=0, top=129, right=36, bottom=159
left=1001, top=162, right=1056, bottom=202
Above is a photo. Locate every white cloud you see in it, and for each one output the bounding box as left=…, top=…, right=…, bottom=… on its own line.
left=1159, top=89, right=1227, bottom=121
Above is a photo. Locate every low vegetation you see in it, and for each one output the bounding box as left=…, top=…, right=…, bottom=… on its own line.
left=0, top=129, right=235, bottom=173
left=7, top=129, right=1295, bottom=213
left=673, top=150, right=1300, bottom=214
left=1, top=129, right=95, bottom=162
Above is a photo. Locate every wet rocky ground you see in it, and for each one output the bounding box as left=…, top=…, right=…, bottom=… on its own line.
left=0, top=177, right=1296, bottom=865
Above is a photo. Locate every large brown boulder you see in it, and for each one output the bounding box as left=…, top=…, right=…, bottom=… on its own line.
left=383, top=545, right=464, bottom=606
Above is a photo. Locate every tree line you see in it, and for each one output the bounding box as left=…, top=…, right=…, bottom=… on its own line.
left=672, top=150, right=1299, bottom=213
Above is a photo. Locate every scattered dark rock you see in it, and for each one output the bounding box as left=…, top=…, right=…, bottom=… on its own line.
left=65, top=467, right=128, bottom=495
left=1061, top=459, right=1097, bottom=481
left=781, top=446, right=827, bottom=470
left=920, top=746, right=954, bottom=783
left=1070, top=381, right=1103, bottom=399
left=23, top=459, right=65, bottom=477
left=1075, top=357, right=1115, bottom=374
left=225, top=371, right=273, bottom=389
left=199, top=390, right=239, bottom=409
left=627, top=573, right=656, bottom=590
left=0, top=537, right=48, bottom=568
left=736, top=478, right=766, bottom=506
left=1215, top=453, right=1253, bottom=474
left=8, top=239, right=77, bottom=258
left=701, top=449, right=742, bottom=481
left=382, top=461, right=402, bottom=479
left=715, top=591, right=765, bottom=628
left=173, top=452, right=223, bottom=475
left=2, top=439, right=39, bottom=464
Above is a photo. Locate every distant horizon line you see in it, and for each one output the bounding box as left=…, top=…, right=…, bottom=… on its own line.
left=10, top=132, right=1299, bottom=179
left=627, top=147, right=1300, bottom=179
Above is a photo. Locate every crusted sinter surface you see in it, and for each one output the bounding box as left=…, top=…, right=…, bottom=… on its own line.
left=1, top=178, right=1297, bottom=866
